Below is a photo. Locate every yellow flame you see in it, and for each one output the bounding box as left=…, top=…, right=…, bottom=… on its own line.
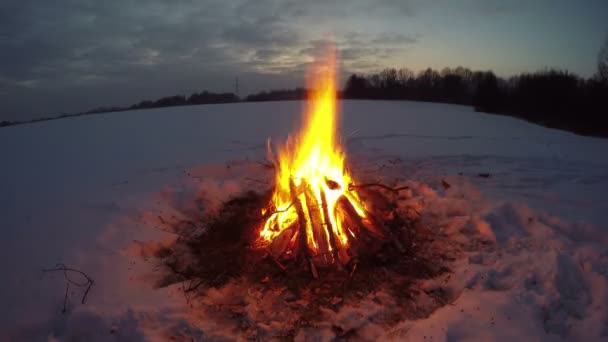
left=260, top=43, right=366, bottom=256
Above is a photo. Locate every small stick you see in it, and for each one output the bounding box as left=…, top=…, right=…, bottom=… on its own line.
left=185, top=279, right=206, bottom=293
left=349, top=261, right=358, bottom=278
left=43, top=263, right=94, bottom=313
left=185, top=271, right=228, bottom=293
left=309, top=259, right=319, bottom=279
left=338, top=197, right=386, bottom=240
left=268, top=254, right=287, bottom=272
left=349, top=183, right=409, bottom=194
left=260, top=202, right=294, bottom=222
left=365, top=209, right=406, bottom=253
left=245, top=177, right=269, bottom=185
left=62, top=282, right=70, bottom=313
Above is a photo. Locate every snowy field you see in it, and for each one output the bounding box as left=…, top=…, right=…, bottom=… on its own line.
left=1, top=100, right=607, bottom=341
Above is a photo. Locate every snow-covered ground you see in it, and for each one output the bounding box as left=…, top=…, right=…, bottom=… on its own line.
left=1, top=100, right=607, bottom=341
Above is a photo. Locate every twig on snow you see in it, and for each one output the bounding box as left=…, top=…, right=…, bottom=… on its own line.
left=42, top=263, right=94, bottom=313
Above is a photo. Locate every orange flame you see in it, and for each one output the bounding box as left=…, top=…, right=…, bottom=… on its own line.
left=259, top=43, right=367, bottom=259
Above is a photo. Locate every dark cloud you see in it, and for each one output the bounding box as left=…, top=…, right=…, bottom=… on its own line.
left=0, top=0, right=428, bottom=120
left=3, top=0, right=573, bottom=120
left=371, top=33, right=418, bottom=45
left=221, top=14, right=300, bottom=47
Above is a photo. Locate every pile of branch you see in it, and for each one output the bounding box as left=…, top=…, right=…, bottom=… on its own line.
left=264, top=179, right=411, bottom=278
left=154, top=180, right=439, bottom=296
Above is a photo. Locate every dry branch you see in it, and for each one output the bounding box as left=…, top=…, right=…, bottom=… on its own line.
left=266, top=254, right=287, bottom=272
left=244, top=177, right=269, bottom=185
left=43, top=263, right=94, bottom=313
left=337, top=196, right=386, bottom=241
left=349, top=182, right=409, bottom=194
left=185, top=280, right=206, bottom=293
left=260, top=202, right=294, bottom=223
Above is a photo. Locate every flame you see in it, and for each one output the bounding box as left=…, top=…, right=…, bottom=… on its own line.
left=259, top=43, right=367, bottom=261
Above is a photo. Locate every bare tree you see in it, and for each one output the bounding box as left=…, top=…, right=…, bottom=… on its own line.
left=599, top=35, right=608, bottom=81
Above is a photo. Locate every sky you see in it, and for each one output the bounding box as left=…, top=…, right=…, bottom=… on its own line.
left=1, top=0, right=607, bottom=121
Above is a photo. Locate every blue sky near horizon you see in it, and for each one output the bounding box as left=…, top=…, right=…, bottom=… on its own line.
left=1, top=0, right=607, bottom=120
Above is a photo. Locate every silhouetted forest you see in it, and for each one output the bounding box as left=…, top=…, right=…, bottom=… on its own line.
left=126, top=91, right=239, bottom=111
left=342, top=67, right=607, bottom=136
left=245, top=88, right=307, bottom=102
left=247, top=39, right=608, bottom=137
left=79, top=91, right=239, bottom=114
left=0, top=91, right=239, bottom=127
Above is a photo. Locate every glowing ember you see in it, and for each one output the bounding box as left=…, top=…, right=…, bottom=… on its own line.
left=258, top=44, right=381, bottom=269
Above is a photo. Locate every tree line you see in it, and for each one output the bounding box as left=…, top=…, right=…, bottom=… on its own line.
left=3, top=72, right=605, bottom=136
left=2, top=38, right=606, bottom=136
left=84, top=90, right=239, bottom=114
left=342, top=66, right=607, bottom=136
left=249, top=38, right=608, bottom=137
left=0, top=91, right=240, bottom=127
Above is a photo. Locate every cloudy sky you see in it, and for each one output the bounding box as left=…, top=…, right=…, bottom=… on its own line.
left=1, top=0, right=607, bottom=121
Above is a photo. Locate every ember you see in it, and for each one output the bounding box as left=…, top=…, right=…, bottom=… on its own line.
left=257, top=44, right=387, bottom=275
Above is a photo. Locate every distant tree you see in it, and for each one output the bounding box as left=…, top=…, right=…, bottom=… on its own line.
left=343, top=74, right=370, bottom=99
left=379, top=68, right=400, bottom=98
left=379, top=68, right=399, bottom=88
left=187, top=91, right=238, bottom=104
left=397, top=68, right=414, bottom=84
left=441, top=73, right=466, bottom=104
left=416, top=68, right=441, bottom=101
left=130, top=100, right=154, bottom=110
left=368, top=74, right=382, bottom=90
left=599, top=35, right=608, bottom=82
left=245, top=88, right=306, bottom=102
left=473, top=71, right=502, bottom=113
left=154, top=95, right=187, bottom=107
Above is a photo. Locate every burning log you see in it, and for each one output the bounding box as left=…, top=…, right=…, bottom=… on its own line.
left=262, top=182, right=397, bottom=275
left=320, top=190, right=341, bottom=266
left=289, top=178, right=318, bottom=278
left=260, top=181, right=401, bottom=277
left=336, top=196, right=385, bottom=241
left=304, top=182, right=335, bottom=267
left=268, top=225, right=296, bottom=258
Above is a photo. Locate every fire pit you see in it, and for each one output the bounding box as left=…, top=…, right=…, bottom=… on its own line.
left=151, top=44, right=462, bottom=338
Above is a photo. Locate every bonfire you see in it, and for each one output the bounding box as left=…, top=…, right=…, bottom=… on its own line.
left=256, top=45, right=403, bottom=278
left=157, top=43, right=450, bottom=292
left=152, top=45, right=458, bottom=339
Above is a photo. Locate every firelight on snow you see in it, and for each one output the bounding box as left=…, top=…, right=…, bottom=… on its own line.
left=257, top=44, right=384, bottom=272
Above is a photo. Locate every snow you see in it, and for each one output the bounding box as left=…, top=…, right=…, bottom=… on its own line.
left=1, top=100, right=607, bottom=340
